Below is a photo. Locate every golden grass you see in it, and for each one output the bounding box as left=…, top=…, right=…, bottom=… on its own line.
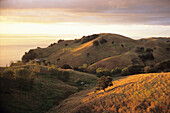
left=49, top=73, right=170, bottom=113
left=81, top=73, right=170, bottom=113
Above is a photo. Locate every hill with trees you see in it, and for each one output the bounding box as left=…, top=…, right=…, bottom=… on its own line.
left=21, top=33, right=170, bottom=73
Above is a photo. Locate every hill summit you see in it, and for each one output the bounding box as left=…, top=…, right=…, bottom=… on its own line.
left=22, top=33, right=170, bottom=72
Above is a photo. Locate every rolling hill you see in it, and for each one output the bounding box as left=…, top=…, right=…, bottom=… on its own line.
left=0, top=65, right=97, bottom=113
left=22, top=33, right=170, bottom=72
left=48, top=72, right=170, bottom=113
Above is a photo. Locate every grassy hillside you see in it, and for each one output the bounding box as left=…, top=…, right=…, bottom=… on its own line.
left=0, top=65, right=97, bottom=113
left=22, top=33, right=170, bottom=72
left=48, top=72, right=170, bottom=113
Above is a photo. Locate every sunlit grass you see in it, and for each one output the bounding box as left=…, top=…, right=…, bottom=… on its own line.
left=82, top=73, right=170, bottom=113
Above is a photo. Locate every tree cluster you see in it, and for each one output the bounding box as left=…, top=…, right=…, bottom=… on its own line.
left=96, top=76, right=113, bottom=91
left=81, top=34, right=99, bottom=44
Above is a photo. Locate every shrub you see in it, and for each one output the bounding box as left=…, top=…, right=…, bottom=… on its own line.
left=96, top=68, right=111, bottom=77
left=2, top=69, right=15, bottom=79
left=131, top=58, right=140, bottom=65
left=99, top=38, right=107, bottom=44
left=121, top=65, right=144, bottom=76
left=57, top=58, right=60, bottom=61
left=73, top=64, right=88, bottom=72
left=58, top=39, right=64, bottom=43
left=93, top=40, right=99, bottom=46
left=138, top=53, right=154, bottom=62
left=135, top=47, right=144, bottom=53
left=81, top=34, right=99, bottom=44
left=96, top=76, right=113, bottom=91
left=144, top=66, right=156, bottom=73
left=48, top=43, right=57, bottom=47
left=22, top=50, right=37, bottom=62
left=146, top=48, right=153, bottom=52
left=61, top=64, right=72, bottom=69
left=111, top=67, right=121, bottom=75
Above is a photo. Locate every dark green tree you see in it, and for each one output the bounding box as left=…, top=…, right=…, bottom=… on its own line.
left=96, top=76, right=113, bottom=92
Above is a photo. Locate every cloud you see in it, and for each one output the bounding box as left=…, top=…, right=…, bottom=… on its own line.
left=0, top=0, right=170, bottom=25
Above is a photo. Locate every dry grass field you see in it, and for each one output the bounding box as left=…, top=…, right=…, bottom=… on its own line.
left=49, top=73, right=170, bottom=113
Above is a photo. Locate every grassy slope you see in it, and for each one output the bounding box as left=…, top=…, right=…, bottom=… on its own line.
left=29, top=34, right=170, bottom=72
left=0, top=66, right=97, bottom=113
left=87, top=38, right=170, bottom=71
left=33, top=33, right=136, bottom=66
left=48, top=72, right=170, bottom=113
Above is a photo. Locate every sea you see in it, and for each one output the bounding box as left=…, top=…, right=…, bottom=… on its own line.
left=0, top=34, right=82, bottom=67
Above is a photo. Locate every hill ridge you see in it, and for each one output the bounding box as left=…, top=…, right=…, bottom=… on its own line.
left=22, top=33, right=170, bottom=72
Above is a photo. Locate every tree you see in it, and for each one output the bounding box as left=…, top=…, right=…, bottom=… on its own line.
left=96, top=68, right=111, bottom=77
left=93, top=40, right=99, bottom=46
left=144, top=66, right=152, bottom=73
left=61, top=64, right=72, bottom=69
left=96, top=76, right=113, bottom=92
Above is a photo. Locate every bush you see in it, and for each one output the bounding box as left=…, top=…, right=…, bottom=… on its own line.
left=121, top=65, right=144, bottom=76
left=58, top=39, right=64, bottom=43
left=111, top=67, right=121, bottom=75
left=73, top=64, right=88, bottom=72
left=81, top=34, right=99, bottom=44
left=135, top=47, right=144, bottom=53
left=93, top=40, right=99, bottom=46
left=22, top=50, right=37, bottom=62
left=138, top=53, right=154, bottom=62
left=2, top=69, right=15, bottom=79
left=144, top=66, right=156, bottom=73
left=131, top=58, right=140, bottom=65
left=48, top=43, right=57, bottom=47
left=99, top=38, right=107, bottom=44
left=96, top=68, right=111, bottom=77
left=96, top=76, right=113, bottom=91
left=146, top=48, right=153, bottom=52
left=61, top=64, right=72, bottom=69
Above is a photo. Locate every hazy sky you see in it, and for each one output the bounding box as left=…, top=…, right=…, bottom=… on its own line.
left=0, top=0, right=170, bottom=38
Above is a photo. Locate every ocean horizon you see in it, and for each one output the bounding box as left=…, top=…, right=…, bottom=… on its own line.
left=0, top=34, right=82, bottom=66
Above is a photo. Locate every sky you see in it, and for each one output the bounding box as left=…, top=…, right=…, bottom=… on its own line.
left=0, top=0, right=170, bottom=38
